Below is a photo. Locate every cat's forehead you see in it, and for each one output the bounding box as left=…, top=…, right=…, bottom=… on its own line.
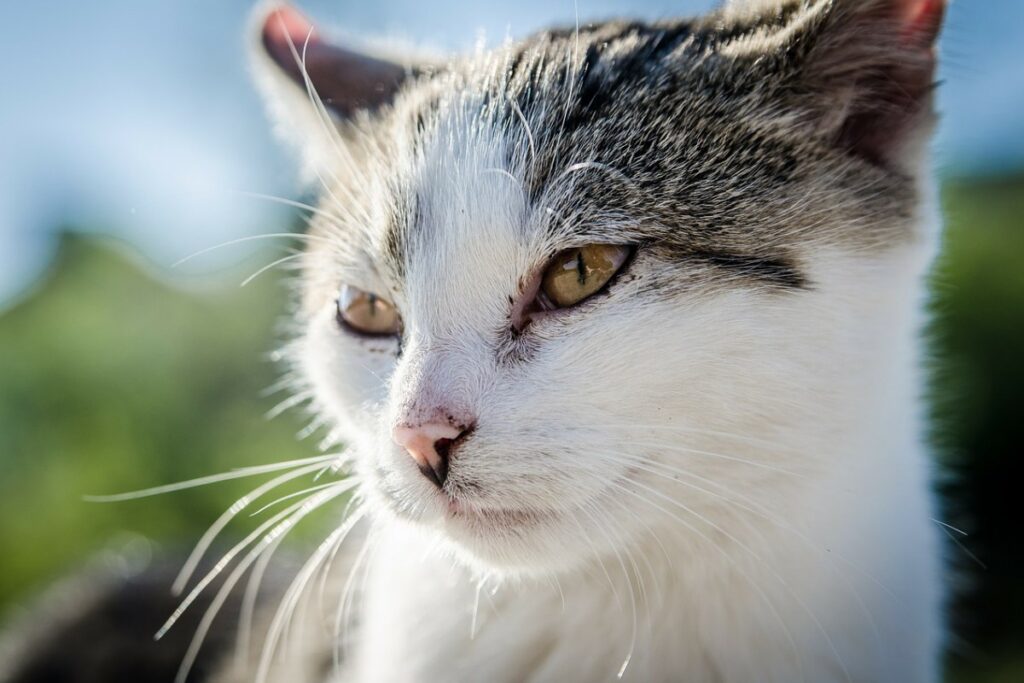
left=315, top=7, right=920, bottom=299
left=397, top=108, right=534, bottom=322
left=372, top=25, right=771, bottom=273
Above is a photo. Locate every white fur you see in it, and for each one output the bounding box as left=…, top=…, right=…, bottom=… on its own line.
left=286, top=96, right=945, bottom=682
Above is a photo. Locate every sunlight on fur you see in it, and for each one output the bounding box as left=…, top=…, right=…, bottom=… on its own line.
left=81, top=1, right=955, bottom=681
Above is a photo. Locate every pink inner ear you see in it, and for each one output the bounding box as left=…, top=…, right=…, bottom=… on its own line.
left=258, top=3, right=407, bottom=117
left=898, top=0, right=946, bottom=48
left=262, top=5, right=320, bottom=64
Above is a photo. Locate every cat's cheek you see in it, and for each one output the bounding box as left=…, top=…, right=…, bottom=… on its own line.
left=300, top=307, right=396, bottom=441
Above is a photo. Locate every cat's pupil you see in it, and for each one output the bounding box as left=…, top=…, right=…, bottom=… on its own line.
left=539, top=244, right=631, bottom=309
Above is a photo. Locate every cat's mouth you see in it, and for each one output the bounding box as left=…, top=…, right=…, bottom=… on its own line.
left=370, top=463, right=556, bottom=530
left=369, top=465, right=614, bottom=571
left=444, top=497, right=552, bottom=528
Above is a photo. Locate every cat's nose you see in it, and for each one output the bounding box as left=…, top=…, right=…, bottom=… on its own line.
left=392, top=422, right=467, bottom=489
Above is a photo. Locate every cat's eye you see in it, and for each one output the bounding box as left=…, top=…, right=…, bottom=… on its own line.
left=336, top=285, right=402, bottom=336
left=540, top=244, right=631, bottom=309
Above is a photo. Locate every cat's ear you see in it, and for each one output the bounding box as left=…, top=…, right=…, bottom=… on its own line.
left=249, top=2, right=409, bottom=176
left=729, top=0, right=946, bottom=168
left=255, top=3, right=407, bottom=117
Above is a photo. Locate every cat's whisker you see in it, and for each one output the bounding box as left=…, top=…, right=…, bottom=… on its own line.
left=553, top=160, right=636, bottom=191
left=529, top=433, right=804, bottom=481
left=294, top=31, right=375, bottom=193
left=606, top=444, right=897, bottom=518
left=581, top=501, right=639, bottom=679
left=599, top=422, right=801, bottom=454
left=284, top=528, right=340, bottom=654
left=606, top=493, right=667, bottom=605
left=588, top=450, right=887, bottom=645
left=170, top=231, right=330, bottom=269
left=627, top=456, right=895, bottom=592
left=546, top=0, right=583, bottom=184
left=509, top=97, right=536, bottom=167
left=480, top=167, right=527, bottom=199
left=162, top=482, right=357, bottom=641
left=274, top=18, right=350, bottom=192
left=335, top=532, right=378, bottom=669
left=283, top=21, right=386, bottom=224
left=546, top=569, right=568, bottom=614
left=315, top=494, right=364, bottom=606
left=265, top=390, right=315, bottom=420
left=294, top=413, right=328, bottom=441
left=235, top=533, right=285, bottom=670
left=260, top=375, right=297, bottom=398
left=256, top=506, right=366, bottom=683
left=172, top=485, right=355, bottom=683
left=167, top=503, right=312, bottom=644
left=469, top=579, right=484, bottom=640
left=313, top=454, right=351, bottom=481
left=249, top=480, right=342, bottom=518
left=347, top=356, right=390, bottom=385
left=596, top=444, right=896, bottom=652
left=931, top=518, right=968, bottom=536
left=616, top=475, right=851, bottom=683
left=602, top=500, right=651, bottom=609
left=173, top=460, right=339, bottom=595
left=573, top=502, right=640, bottom=678
left=235, top=191, right=350, bottom=230
left=568, top=509, right=623, bottom=610
left=240, top=251, right=305, bottom=288
left=625, top=439, right=807, bottom=479
left=82, top=453, right=339, bottom=502
left=608, top=480, right=809, bottom=683
left=937, top=524, right=986, bottom=569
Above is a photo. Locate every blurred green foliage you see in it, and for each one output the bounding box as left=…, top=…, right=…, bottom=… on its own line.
left=931, top=176, right=1024, bottom=683
left=0, top=236, right=321, bottom=615
left=0, top=175, right=1021, bottom=681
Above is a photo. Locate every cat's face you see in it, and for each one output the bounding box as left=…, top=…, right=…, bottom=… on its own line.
left=255, top=0, right=944, bottom=575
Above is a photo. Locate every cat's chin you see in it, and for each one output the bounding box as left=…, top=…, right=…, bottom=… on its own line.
left=436, top=507, right=595, bottom=576
left=367, top=480, right=598, bottom=574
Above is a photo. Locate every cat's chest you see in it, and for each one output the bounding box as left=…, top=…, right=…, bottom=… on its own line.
left=335, top=515, right=938, bottom=683
left=342, top=525, right=700, bottom=683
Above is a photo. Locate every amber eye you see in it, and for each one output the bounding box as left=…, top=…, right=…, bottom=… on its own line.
left=336, top=285, right=402, bottom=336
left=540, top=244, right=631, bottom=308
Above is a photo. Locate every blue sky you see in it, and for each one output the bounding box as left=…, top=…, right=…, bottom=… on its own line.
left=1, top=0, right=1021, bottom=307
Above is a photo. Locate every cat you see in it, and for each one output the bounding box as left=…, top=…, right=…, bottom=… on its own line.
left=0, top=1, right=950, bottom=681
left=241, top=0, right=949, bottom=680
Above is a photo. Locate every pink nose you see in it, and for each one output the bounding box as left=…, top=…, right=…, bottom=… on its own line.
left=392, top=422, right=467, bottom=488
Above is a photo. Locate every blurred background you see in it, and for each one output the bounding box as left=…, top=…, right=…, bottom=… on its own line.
left=0, top=1, right=1021, bottom=681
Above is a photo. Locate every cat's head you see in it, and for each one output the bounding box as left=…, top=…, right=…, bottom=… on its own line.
left=253, top=0, right=945, bottom=576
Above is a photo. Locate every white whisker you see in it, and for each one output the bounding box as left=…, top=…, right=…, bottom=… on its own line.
left=172, top=486, right=354, bottom=683
left=240, top=251, right=305, bottom=288
left=236, top=191, right=350, bottom=229
left=608, top=480, right=807, bottom=683
left=620, top=476, right=848, bottom=682
left=173, top=460, right=339, bottom=595
left=249, top=481, right=343, bottom=518
left=256, top=507, right=366, bottom=683
left=160, top=482, right=357, bottom=642
left=83, top=454, right=338, bottom=502
left=171, top=232, right=330, bottom=269
left=235, top=533, right=284, bottom=670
